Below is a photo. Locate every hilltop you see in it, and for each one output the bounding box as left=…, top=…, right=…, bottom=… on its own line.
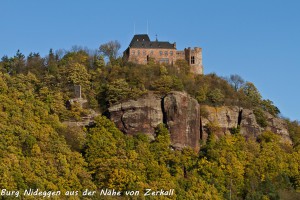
left=1, top=46, right=300, bottom=199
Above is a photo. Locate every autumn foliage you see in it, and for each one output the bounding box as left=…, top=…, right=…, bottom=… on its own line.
left=1, top=47, right=300, bottom=199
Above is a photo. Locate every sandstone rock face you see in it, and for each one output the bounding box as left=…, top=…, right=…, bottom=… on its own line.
left=108, top=92, right=292, bottom=151
left=164, top=91, right=200, bottom=151
left=201, top=106, right=241, bottom=139
left=108, top=92, right=162, bottom=139
left=264, top=112, right=291, bottom=143
left=108, top=91, right=200, bottom=150
left=239, top=108, right=261, bottom=138
left=201, top=105, right=291, bottom=144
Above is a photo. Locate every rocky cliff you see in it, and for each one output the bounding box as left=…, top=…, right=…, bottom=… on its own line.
left=163, top=92, right=200, bottom=150
left=201, top=106, right=291, bottom=144
left=108, top=91, right=200, bottom=151
left=108, top=92, right=163, bottom=139
left=108, top=91, right=291, bottom=151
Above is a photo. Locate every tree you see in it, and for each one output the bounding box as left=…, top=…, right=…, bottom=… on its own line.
left=99, top=40, right=121, bottom=63
left=261, top=99, right=280, bottom=116
left=175, top=59, right=190, bottom=75
left=1, top=50, right=26, bottom=74
left=26, top=52, right=45, bottom=76
left=207, top=88, right=225, bottom=105
left=1, top=55, right=13, bottom=74
left=286, top=120, right=300, bottom=149
left=253, top=108, right=268, bottom=128
left=45, top=49, right=58, bottom=74
left=151, top=75, right=173, bottom=95
left=106, top=79, right=131, bottom=105
left=92, top=54, right=105, bottom=69
left=227, top=74, right=245, bottom=91
left=14, top=50, right=26, bottom=74
left=66, top=63, right=90, bottom=90
left=196, top=84, right=209, bottom=103
left=242, top=82, right=262, bottom=107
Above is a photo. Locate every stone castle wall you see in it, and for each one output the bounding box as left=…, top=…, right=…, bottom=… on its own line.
left=123, top=35, right=204, bottom=75
left=128, top=48, right=177, bottom=65
left=126, top=47, right=203, bottom=75
left=176, top=51, right=185, bottom=60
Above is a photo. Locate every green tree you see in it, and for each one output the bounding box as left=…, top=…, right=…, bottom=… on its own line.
left=253, top=108, right=268, bottom=128
left=150, top=124, right=171, bottom=164
left=150, top=74, right=183, bottom=95
left=92, top=54, right=105, bottom=69
left=67, top=63, right=90, bottom=91
left=26, top=52, right=45, bottom=76
left=1, top=50, right=26, bottom=74
left=196, top=84, right=209, bottom=103
left=14, top=50, right=26, bottom=74
left=106, top=78, right=146, bottom=105
left=46, top=49, right=59, bottom=74
left=242, top=82, right=262, bottom=107
left=106, top=79, right=131, bottom=104
left=175, top=59, right=190, bottom=75
left=207, top=88, right=225, bottom=105
left=261, top=99, right=280, bottom=116
left=99, top=40, right=121, bottom=64
left=286, top=120, right=300, bottom=149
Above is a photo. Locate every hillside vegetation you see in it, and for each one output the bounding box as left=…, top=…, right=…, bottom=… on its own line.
left=1, top=47, right=300, bottom=199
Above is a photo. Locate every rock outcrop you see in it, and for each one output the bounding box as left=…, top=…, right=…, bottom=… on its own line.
left=164, top=91, right=200, bottom=150
left=108, top=91, right=201, bottom=151
left=108, top=92, right=163, bottom=139
left=108, top=91, right=292, bottom=151
left=201, top=105, right=291, bottom=144
left=201, top=106, right=260, bottom=139
left=264, top=112, right=290, bottom=143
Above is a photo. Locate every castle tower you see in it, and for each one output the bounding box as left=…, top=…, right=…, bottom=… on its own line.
left=184, top=47, right=203, bottom=75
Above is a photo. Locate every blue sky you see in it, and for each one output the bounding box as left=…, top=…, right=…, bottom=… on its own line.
left=1, top=0, right=300, bottom=120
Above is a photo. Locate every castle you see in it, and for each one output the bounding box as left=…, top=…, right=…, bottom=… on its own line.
left=123, top=34, right=203, bottom=74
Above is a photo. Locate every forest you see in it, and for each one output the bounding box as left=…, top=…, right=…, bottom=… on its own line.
left=1, top=43, right=300, bottom=199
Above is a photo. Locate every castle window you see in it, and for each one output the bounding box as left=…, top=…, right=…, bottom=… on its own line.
left=132, top=50, right=135, bottom=55
left=143, top=51, right=146, bottom=55
left=159, top=51, right=163, bottom=56
left=159, top=58, right=169, bottom=64
left=170, top=51, right=173, bottom=56
left=150, top=50, right=153, bottom=55
left=138, top=50, right=140, bottom=55
left=165, top=51, right=168, bottom=56
left=191, top=56, right=195, bottom=64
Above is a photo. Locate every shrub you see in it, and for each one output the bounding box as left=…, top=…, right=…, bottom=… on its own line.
left=253, top=108, right=268, bottom=128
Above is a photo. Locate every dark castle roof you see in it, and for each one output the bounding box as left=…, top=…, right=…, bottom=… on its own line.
left=129, top=34, right=176, bottom=49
